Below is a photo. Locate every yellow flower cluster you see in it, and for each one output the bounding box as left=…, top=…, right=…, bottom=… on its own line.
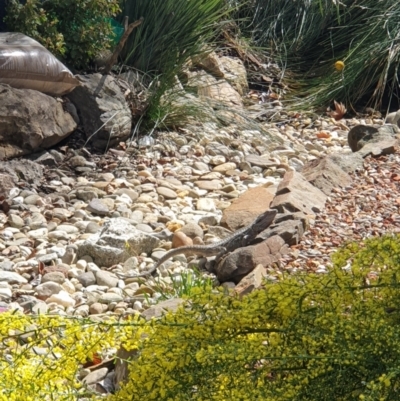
left=0, top=313, right=134, bottom=400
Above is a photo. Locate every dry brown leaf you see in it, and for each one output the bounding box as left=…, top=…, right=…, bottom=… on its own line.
left=327, top=100, right=347, bottom=120
left=316, top=131, right=331, bottom=139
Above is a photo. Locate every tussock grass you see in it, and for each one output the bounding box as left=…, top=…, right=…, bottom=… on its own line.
left=236, top=0, right=400, bottom=111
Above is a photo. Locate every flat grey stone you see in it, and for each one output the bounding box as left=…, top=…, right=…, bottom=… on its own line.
left=77, top=271, right=96, bottom=287
left=156, top=187, right=178, bottom=199
left=42, top=272, right=66, bottom=284
left=8, top=214, right=24, bottom=228
left=0, top=271, right=27, bottom=284
left=35, top=281, right=62, bottom=299
left=96, top=270, right=119, bottom=288
left=98, top=293, right=123, bottom=303
left=85, top=222, right=101, bottom=234
left=87, top=198, right=110, bottom=215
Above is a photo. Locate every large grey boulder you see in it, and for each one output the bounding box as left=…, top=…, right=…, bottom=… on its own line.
left=77, top=218, right=161, bottom=267
left=0, top=84, right=77, bottom=159
left=67, top=74, right=132, bottom=150
left=0, top=159, right=43, bottom=197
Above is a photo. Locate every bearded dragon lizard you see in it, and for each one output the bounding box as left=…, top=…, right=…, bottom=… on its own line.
left=117, top=209, right=277, bottom=279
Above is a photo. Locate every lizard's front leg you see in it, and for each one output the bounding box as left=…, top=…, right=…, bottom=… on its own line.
left=206, top=247, right=226, bottom=273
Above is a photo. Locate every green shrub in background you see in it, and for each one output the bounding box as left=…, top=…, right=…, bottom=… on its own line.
left=2, top=235, right=400, bottom=400
left=5, top=0, right=120, bottom=69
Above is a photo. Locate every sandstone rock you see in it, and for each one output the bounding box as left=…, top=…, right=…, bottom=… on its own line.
left=8, top=214, right=24, bottom=228
left=234, top=264, right=265, bottom=296
left=358, top=138, right=398, bottom=158
left=205, top=142, right=231, bottom=157
left=196, top=198, right=216, bottom=212
left=89, top=302, right=108, bottom=315
left=0, top=271, right=27, bottom=284
left=245, top=155, right=278, bottom=169
left=187, top=70, right=243, bottom=108
left=85, top=222, right=101, bottom=234
left=24, top=213, right=46, bottom=231
left=270, top=171, right=327, bottom=215
left=156, top=187, right=178, bottom=199
left=215, top=235, right=285, bottom=282
left=0, top=85, right=77, bottom=159
left=98, top=293, right=123, bottom=304
left=0, top=287, right=12, bottom=300
left=77, top=218, right=160, bottom=267
left=212, top=162, right=236, bottom=173
left=192, top=51, right=225, bottom=78
left=67, top=74, right=132, bottom=150
left=325, top=153, right=364, bottom=173
left=87, top=199, right=110, bottom=216
left=42, top=265, right=69, bottom=277
left=219, top=56, right=248, bottom=96
left=0, top=174, right=16, bottom=197
left=0, top=159, right=43, bottom=188
left=83, top=367, right=108, bottom=385
left=115, top=188, right=139, bottom=202
left=301, top=156, right=352, bottom=195
left=221, top=186, right=274, bottom=230
left=194, top=180, right=223, bottom=191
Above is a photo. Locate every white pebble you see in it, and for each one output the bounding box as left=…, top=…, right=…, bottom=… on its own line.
left=133, top=301, right=142, bottom=311
left=46, top=291, right=76, bottom=308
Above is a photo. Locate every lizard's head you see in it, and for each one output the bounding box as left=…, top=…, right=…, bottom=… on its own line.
left=253, top=209, right=277, bottom=231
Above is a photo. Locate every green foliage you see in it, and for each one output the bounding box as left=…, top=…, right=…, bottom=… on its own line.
left=118, top=0, right=227, bottom=74
left=4, top=235, right=400, bottom=400
left=118, top=0, right=230, bottom=131
left=112, top=234, right=400, bottom=400
left=5, top=0, right=120, bottom=68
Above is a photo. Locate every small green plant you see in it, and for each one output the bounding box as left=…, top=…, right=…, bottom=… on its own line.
left=164, top=269, right=215, bottom=299
left=5, top=0, right=120, bottom=69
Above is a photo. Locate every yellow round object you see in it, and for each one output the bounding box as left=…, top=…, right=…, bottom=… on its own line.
left=335, top=60, right=345, bottom=71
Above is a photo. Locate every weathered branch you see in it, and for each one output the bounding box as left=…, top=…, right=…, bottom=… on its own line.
left=103, top=17, right=144, bottom=75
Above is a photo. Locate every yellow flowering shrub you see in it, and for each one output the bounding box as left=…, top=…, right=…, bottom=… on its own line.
left=111, top=234, right=400, bottom=400
left=0, top=313, right=145, bottom=400
left=2, top=234, right=400, bottom=400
